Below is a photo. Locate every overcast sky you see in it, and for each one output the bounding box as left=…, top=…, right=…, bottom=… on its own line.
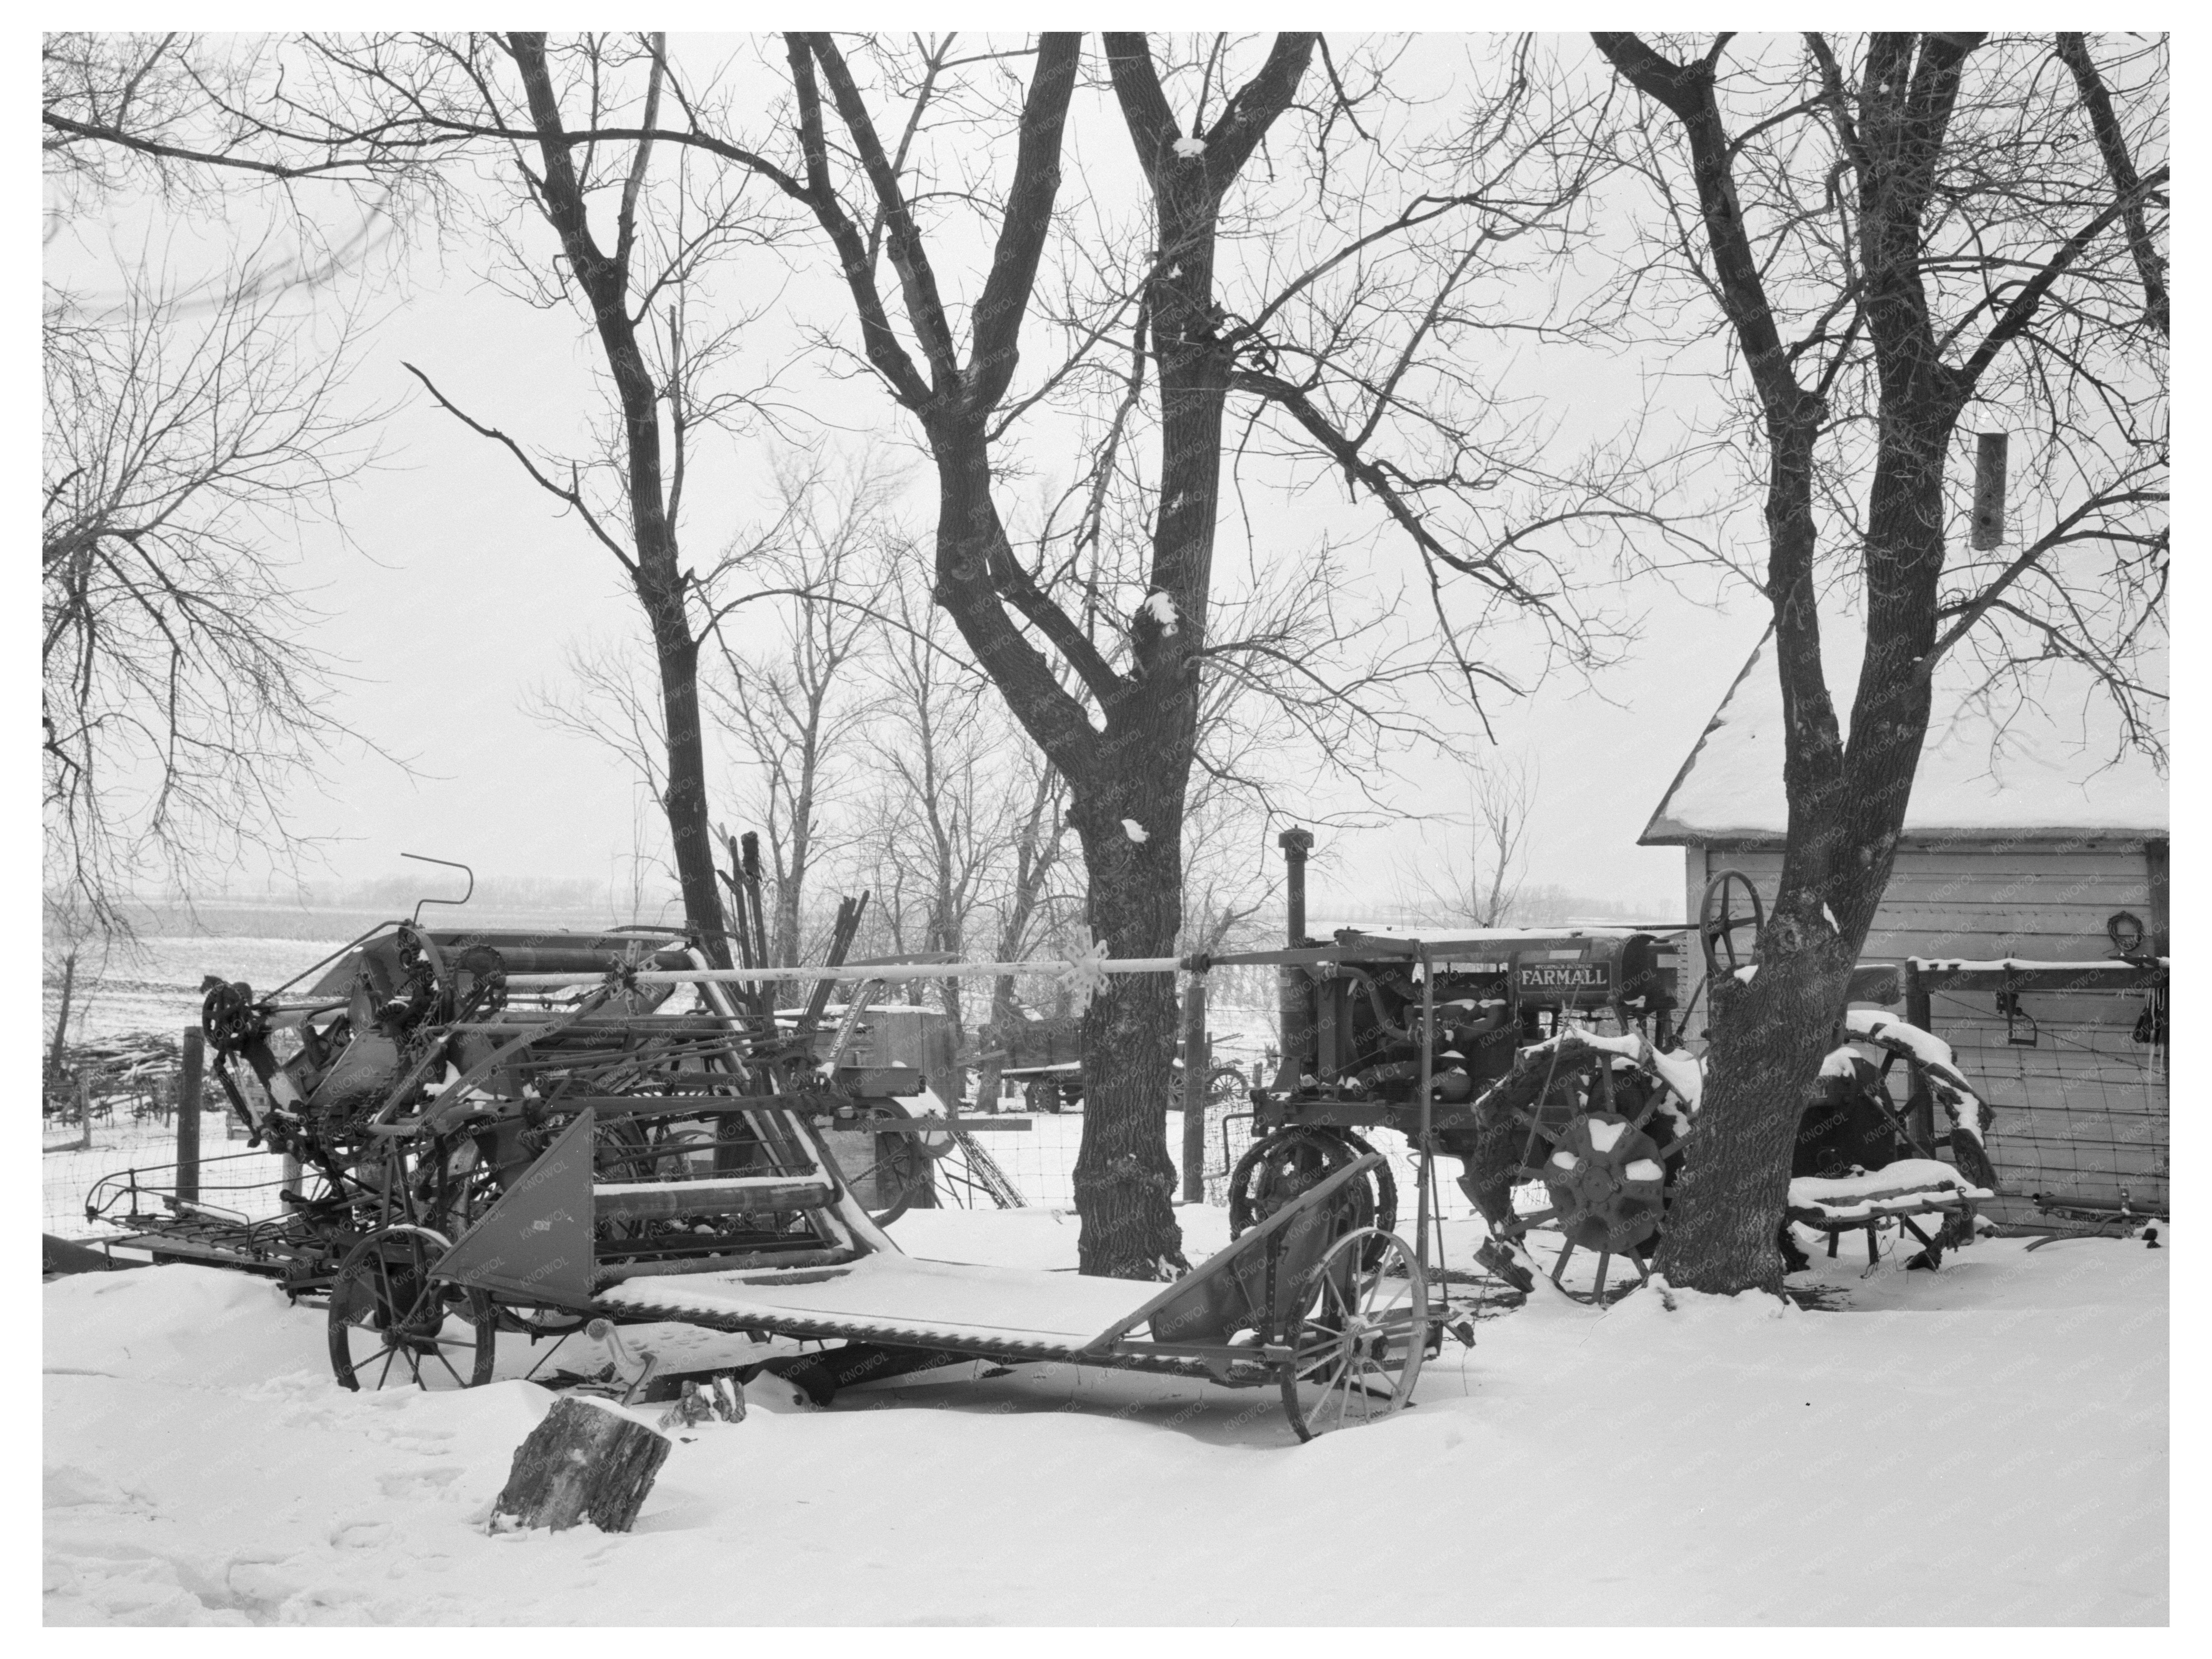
left=39, top=35, right=1859, bottom=929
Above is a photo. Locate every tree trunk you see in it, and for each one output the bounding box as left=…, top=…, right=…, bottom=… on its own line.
left=508, top=33, right=730, bottom=969
left=493, top=1396, right=671, bottom=1534
left=1656, top=945, right=1853, bottom=1292
left=646, top=618, right=730, bottom=967
left=1070, top=790, right=1187, bottom=1277
left=1663, top=389, right=1957, bottom=1296
left=1054, top=140, right=1249, bottom=1278
left=46, top=950, right=76, bottom=1083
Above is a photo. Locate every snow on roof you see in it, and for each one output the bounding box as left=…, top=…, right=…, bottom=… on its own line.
left=1641, top=625, right=2167, bottom=845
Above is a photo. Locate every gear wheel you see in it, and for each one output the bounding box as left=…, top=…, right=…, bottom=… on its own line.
left=199, top=978, right=268, bottom=1054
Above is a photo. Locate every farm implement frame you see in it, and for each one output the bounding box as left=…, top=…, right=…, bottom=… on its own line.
left=79, top=889, right=1447, bottom=1441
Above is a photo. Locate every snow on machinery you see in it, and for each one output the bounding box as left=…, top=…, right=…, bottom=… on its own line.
left=80, top=855, right=1440, bottom=1439
left=83, top=851, right=988, bottom=1314
left=1236, top=833, right=2002, bottom=1300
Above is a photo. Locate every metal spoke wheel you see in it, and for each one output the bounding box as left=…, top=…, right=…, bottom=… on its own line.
left=328, top=1224, right=494, bottom=1392
left=1470, top=1039, right=1696, bottom=1304
left=1279, top=1227, right=1429, bottom=1441
left=1229, top=1126, right=1398, bottom=1248
left=836, top=1100, right=940, bottom=1227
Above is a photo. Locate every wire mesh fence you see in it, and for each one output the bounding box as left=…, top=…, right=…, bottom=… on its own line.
left=1924, top=983, right=2167, bottom=1220
left=43, top=1111, right=278, bottom=1239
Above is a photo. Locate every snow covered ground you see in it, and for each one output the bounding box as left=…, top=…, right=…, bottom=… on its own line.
left=45, top=1211, right=2165, bottom=1625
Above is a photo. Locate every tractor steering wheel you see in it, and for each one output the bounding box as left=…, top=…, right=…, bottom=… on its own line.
left=1699, top=870, right=1766, bottom=981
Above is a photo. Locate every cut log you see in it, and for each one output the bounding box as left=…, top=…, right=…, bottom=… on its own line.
left=492, top=1396, right=671, bottom=1534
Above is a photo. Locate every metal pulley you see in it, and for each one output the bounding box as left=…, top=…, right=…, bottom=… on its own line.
left=199, top=977, right=268, bottom=1054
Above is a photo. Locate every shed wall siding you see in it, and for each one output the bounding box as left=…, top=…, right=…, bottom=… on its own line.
left=1710, top=844, right=2151, bottom=964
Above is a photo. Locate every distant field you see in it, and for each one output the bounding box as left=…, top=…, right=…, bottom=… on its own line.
left=41, top=901, right=640, bottom=1049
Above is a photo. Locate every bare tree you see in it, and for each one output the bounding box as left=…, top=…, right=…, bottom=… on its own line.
left=969, top=752, right=1079, bottom=1109
left=42, top=262, right=381, bottom=939
left=1400, top=752, right=1539, bottom=928
left=399, top=33, right=806, bottom=967
left=854, top=580, right=1013, bottom=1038
left=42, top=34, right=415, bottom=942
left=1594, top=31, right=2166, bottom=1293
left=707, top=452, right=895, bottom=972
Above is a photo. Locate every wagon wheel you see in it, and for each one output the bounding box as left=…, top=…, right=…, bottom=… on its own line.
left=843, top=1099, right=939, bottom=1227
left=1228, top=1127, right=1398, bottom=1249
left=587, top=1114, right=676, bottom=1243
left=1174, top=1062, right=1248, bottom=1114
left=1279, top=1227, right=1429, bottom=1441
left=1861, top=1040, right=2002, bottom=1192
left=328, top=1224, right=495, bottom=1391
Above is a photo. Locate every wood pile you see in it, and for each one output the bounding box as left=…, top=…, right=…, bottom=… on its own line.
left=46, top=1031, right=219, bottom=1113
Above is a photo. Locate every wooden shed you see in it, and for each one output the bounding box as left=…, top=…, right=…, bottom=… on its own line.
left=1641, top=631, right=2168, bottom=1223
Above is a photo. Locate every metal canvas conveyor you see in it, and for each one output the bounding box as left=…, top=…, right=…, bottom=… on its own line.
left=600, top=1254, right=1165, bottom=1359
left=591, top=1153, right=1435, bottom=1428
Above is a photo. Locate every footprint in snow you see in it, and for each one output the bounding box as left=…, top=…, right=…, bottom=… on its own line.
left=376, top=1465, right=461, bottom=1499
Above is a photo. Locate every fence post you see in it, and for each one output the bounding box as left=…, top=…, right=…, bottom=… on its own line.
left=177, top=1029, right=204, bottom=1204
left=1179, top=971, right=1209, bottom=1203
left=1904, top=961, right=1936, bottom=1150
left=75, top=1079, right=93, bottom=1151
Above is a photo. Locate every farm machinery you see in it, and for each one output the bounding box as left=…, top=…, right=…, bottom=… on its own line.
left=68, top=818, right=2012, bottom=1436
left=81, top=862, right=1011, bottom=1389
left=1229, top=834, right=2001, bottom=1300
left=78, top=868, right=1441, bottom=1437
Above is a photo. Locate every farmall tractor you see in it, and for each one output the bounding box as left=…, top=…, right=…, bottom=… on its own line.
left=1232, top=835, right=1998, bottom=1300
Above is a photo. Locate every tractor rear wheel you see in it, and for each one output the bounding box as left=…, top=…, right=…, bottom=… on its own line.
left=1228, top=1126, right=1397, bottom=1245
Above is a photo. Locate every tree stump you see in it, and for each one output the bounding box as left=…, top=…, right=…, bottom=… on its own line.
left=492, top=1397, right=671, bottom=1534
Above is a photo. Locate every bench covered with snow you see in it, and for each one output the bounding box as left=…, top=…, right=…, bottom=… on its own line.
left=1786, top=1158, right=1993, bottom=1227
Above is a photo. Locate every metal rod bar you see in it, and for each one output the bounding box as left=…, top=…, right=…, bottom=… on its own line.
left=1416, top=942, right=1435, bottom=1270
left=501, top=955, right=1198, bottom=989
left=505, top=934, right=1701, bottom=989
left=1180, top=969, right=1209, bottom=1204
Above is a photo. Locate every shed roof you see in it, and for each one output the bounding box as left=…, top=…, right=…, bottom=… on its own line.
left=1640, top=628, right=2167, bottom=846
